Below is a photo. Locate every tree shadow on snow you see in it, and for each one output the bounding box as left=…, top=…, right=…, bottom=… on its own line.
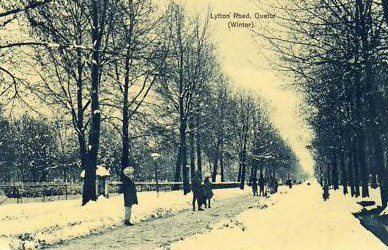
left=354, top=204, right=388, bottom=247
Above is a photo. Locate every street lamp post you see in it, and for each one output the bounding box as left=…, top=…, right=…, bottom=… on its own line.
left=151, top=152, right=161, bottom=196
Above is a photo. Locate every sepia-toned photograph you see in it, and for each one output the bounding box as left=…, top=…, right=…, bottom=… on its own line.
left=1, top=0, right=388, bottom=249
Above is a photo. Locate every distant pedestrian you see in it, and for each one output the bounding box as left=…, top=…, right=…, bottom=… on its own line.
left=287, top=179, right=293, bottom=189
left=258, top=173, right=265, bottom=196
left=273, top=177, right=278, bottom=193
left=191, top=170, right=204, bottom=211
left=323, top=184, right=329, bottom=201
left=269, top=176, right=278, bottom=193
left=203, top=174, right=214, bottom=208
left=251, top=176, right=258, bottom=196
left=121, top=167, right=138, bottom=226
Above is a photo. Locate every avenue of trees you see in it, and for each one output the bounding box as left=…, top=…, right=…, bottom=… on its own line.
left=0, top=0, right=305, bottom=205
left=256, top=0, right=388, bottom=206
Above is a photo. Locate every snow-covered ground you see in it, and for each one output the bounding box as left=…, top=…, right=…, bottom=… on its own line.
left=0, top=188, right=250, bottom=250
left=2, top=181, right=386, bottom=250
left=171, top=180, right=387, bottom=250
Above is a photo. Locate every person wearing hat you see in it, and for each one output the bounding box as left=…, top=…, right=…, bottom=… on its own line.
left=122, top=167, right=138, bottom=226
left=203, top=173, right=213, bottom=208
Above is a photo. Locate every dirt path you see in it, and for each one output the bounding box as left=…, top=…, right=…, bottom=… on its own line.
left=47, top=192, right=265, bottom=250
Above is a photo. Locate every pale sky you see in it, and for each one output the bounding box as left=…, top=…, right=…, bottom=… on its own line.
left=179, top=0, right=315, bottom=176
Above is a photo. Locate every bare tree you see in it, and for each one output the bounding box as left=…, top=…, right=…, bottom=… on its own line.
left=156, top=3, right=213, bottom=194
left=255, top=0, right=388, bottom=203
left=103, top=0, right=169, bottom=179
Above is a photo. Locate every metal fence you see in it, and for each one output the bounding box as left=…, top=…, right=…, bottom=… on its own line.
left=0, top=181, right=240, bottom=204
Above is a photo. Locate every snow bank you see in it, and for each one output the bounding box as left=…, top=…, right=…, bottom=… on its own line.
left=171, top=182, right=387, bottom=250
left=0, top=188, right=248, bottom=250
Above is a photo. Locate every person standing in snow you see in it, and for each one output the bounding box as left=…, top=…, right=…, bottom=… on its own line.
left=121, top=167, right=138, bottom=226
left=203, top=174, right=214, bottom=208
left=273, top=176, right=278, bottom=193
left=322, top=183, right=329, bottom=201
left=191, top=170, right=204, bottom=211
left=287, top=179, right=293, bottom=188
left=251, top=176, right=258, bottom=196
left=258, top=173, right=265, bottom=196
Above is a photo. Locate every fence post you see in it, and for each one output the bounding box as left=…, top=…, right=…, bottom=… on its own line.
left=65, top=184, right=68, bottom=200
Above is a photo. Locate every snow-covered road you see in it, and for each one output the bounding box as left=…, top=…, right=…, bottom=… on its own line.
left=46, top=192, right=259, bottom=250
left=171, top=181, right=387, bottom=250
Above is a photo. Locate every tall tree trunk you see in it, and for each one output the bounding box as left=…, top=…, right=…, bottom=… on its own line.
left=121, top=1, right=134, bottom=180
left=352, top=0, right=363, bottom=199
left=121, top=46, right=131, bottom=177
left=196, top=112, right=202, bottom=178
left=174, top=16, right=189, bottom=194
left=220, top=138, right=224, bottom=182
left=327, top=162, right=331, bottom=188
left=371, top=128, right=388, bottom=207
left=251, top=159, right=259, bottom=180
left=348, top=142, right=355, bottom=197
left=76, top=49, right=87, bottom=175
left=83, top=0, right=106, bottom=205
left=355, top=0, right=373, bottom=199
left=174, top=44, right=185, bottom=190
left=369, top=151, right=378, bottom=189
left=239, top=118, right=249, bottom=189
left=173, top=147, right=182, bottom=190
left=358, top=132, right=369, bottom=197
left=211, top=153, right=219, bottom=182
left=189, top=114, right=195, bottom=180
left=237, top=151, right=242, bottom=182
left=239, top=154, right=246, bottom=189
left=239, top=142, right=247, bottom=190
left=219, top=99, right=225, bottom=182
left=353, top=138, right=360, bottom=197
left=212, top=138, right=220, bottom=182
left=340, top=151, right=348, bottom=195
left=368, top=0, right=388, bottom=206
left=77, top=116, right=87, bottom=177
left=173, top=115, right=189, bottom=194
left=326, top=166, right=330, bottom=188
left=220, top=134, right=225, bottom=182
left=181, top=125, right=189, bottom=195
left=331, top=154, right=339, bottom=190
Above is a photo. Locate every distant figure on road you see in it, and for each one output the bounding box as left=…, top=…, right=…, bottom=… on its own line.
left=203, top=174, right=214, bottom=208
left=268, top=176, right=278, bottom=194
left=286, top=179, right=293, bottom=189
left=323, top=184, right=329, bottom=201
left=121, top=167, right=138, bottom=226
left=251, top=176, right=258, bottom=196
left=191, top=170, right=204, bottom=211
left=273, top=177, right=278, bottom=193
left=258, top=173, right=265, bottom=196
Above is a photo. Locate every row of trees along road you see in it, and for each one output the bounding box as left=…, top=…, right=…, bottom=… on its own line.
left=255, top=0, right=388, bottom=207
left=0, top=0, right=306, bottom=205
